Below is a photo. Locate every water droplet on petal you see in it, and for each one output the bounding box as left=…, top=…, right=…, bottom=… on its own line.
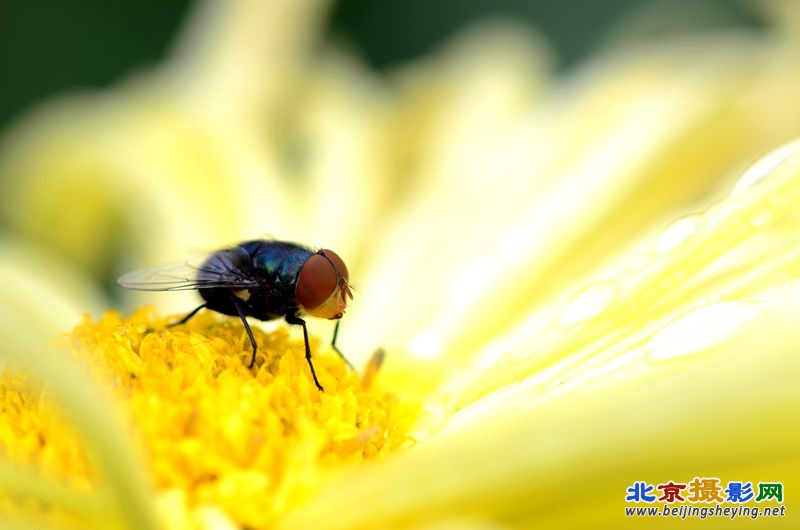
left=656, top=214, right=702, bottom=254
left=560, top=281, right=619, bottom=326
left=646, top=301, right=763, bottom=361
left=731, top=140, right=799, bottom=197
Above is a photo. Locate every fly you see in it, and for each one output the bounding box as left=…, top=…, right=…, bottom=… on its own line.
left=117, top=240, right=354, bottom=391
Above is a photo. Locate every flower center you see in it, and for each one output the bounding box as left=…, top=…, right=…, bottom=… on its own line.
left=0, top=309, right=419, bottom=528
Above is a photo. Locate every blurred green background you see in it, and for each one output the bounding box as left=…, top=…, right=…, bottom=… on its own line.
left=0, top=0, right=761, bottom=130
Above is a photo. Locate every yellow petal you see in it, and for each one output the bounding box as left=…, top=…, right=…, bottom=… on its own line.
left=342, top=15, right=800, bottom=365
left=281, top=144, right=800, bottom=530
left=0, top=253, right=157, bottom=529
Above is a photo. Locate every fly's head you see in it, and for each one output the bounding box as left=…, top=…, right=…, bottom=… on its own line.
left=295, top=249, right=352, bottom=319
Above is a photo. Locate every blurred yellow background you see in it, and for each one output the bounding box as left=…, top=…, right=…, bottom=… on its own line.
left=1, top=2, right=799, bottom=528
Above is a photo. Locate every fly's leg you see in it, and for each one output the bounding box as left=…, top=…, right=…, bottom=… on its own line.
left=151, top=304, right=206, bottom=333
left=330, top=320, right=356, bottom=372
left=230, top=298, right=260, bottom=369
left=286, top=315, right=324, bottom=391
left=164, top=302, right=259, bottom=368
left=167, top=304, right=207, bottom=328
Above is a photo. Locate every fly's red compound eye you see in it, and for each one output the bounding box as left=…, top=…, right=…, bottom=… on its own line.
left=296, top=250, right=348, bottom=310
left=319, top=249, right=348, bottom=282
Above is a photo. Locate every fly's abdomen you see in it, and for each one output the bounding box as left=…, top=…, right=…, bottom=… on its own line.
left=198, top=286, right=241, bottom=317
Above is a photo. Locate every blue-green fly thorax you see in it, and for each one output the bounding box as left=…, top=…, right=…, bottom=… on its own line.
left=244, top=241, right=312, bottom=287
left=243, top=241, right=313, bottom=313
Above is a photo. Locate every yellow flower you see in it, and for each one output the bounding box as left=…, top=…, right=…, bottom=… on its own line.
left=1, top=1, right=800, bottom=529
left=63, top=309, right=414, bottom=528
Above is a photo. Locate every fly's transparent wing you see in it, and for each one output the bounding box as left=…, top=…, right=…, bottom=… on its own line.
left=117, top=247, right=260, bottom=291
left=117, top=261, right=228, bottom=291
